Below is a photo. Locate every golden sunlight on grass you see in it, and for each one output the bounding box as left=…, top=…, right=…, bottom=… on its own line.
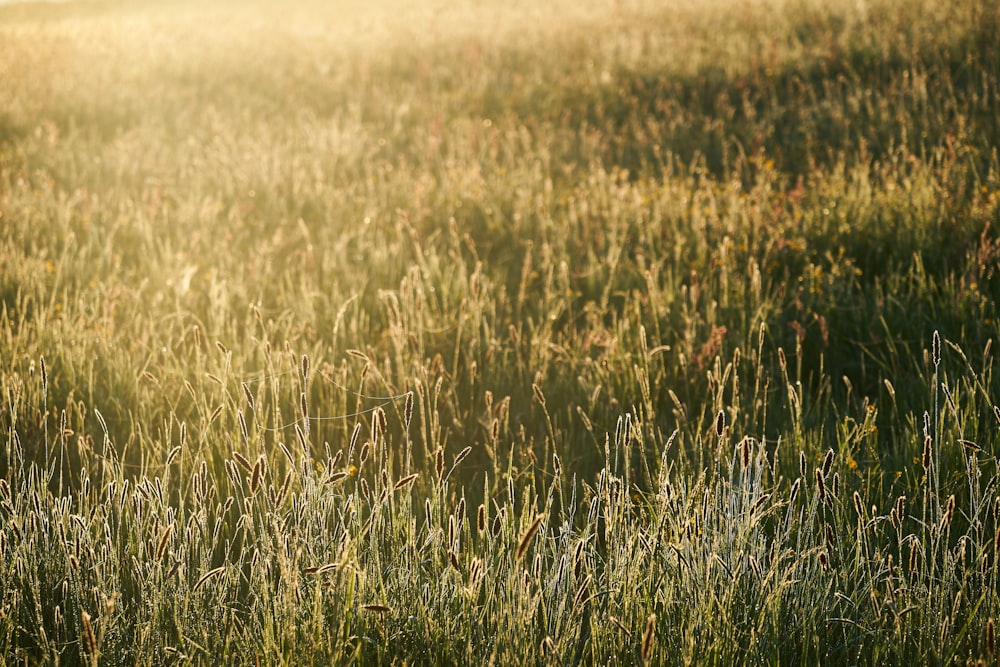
left=0, top=0, right=998, bottom=663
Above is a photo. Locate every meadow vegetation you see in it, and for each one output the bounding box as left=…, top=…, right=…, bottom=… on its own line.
left=1, top=0, right=999, bottom=663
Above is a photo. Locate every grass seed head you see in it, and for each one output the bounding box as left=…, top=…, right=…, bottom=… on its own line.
left=435, top=448, right=445, bottom=480
left=454, top=446, right=473, bottom=468
left=815, top=468, right=827, bottom=502
left=515, top=513, right=545, bottom=561
left=233, top=451, right=252, bottom=472
left=822, top=449, right=834, bottom=477
left=155, top=524, right=174, bottom=562
left=492, top=508, right=505, bottom=538
left=242, top=382, right=254, bottom=410
left=943, top=494, right=956, bottom=528
left=641, top=614, right=656, bottom=665
left=404, top=391, right=414, bottom=429
left=853, top=491, right=865, bottom=519
left=194, top=566, right=226, bottom=591
left=393, top=473, right=419, bottom=490
left=359, top=442, right=370, bottom=466
left=81, top=610, right=97, bottom=656
left=362, top=604, right=391, bottom=614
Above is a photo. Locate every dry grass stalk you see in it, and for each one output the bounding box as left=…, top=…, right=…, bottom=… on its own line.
left=610, top=616, right=632, bottom=637
left=453, top=446, right=473, bottom=468
left=532, top=383, right=546, bottom=407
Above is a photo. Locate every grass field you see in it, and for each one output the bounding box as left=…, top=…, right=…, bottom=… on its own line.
left=1, top=0, right=999, bottom=663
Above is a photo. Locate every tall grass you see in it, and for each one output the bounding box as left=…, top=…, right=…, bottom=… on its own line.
left=0, top=0, right=998, bottom=663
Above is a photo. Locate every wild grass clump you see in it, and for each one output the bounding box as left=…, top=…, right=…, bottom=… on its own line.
left=0, top=0, right=998, bottom=663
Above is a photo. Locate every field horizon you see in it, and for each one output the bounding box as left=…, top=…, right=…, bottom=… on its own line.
left=1, top=0, right=999, bottom=663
